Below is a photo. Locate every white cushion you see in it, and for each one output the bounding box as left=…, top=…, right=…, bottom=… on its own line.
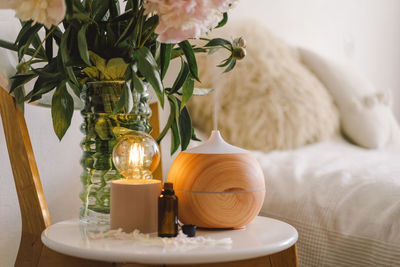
left=300, top=48, right=400, bottom=149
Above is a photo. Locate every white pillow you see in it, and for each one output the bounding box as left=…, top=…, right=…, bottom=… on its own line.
left=300, top=48, right=400, bottom=148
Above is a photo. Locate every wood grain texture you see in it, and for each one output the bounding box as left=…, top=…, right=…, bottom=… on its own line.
left=37, top=245, right=297, bottom=267
left=0, top=86, right=51, bottom=266
left=167, top=152, right=265, bottom=228
left=269, top=244, right=298, bottom=267
left=165, top=245, right=297, bottom=267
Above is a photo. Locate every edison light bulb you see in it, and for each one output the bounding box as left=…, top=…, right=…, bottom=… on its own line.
left=112, top=131, right=160, bottom=179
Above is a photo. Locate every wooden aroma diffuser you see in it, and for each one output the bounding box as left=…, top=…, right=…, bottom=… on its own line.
left=167, top=130, right=265, bottom=229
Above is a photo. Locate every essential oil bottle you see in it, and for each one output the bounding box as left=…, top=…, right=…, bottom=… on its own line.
left=158, top=182, right=178, bottom=237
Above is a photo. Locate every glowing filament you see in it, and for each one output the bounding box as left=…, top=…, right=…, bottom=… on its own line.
left=128, top=143, right=144, bottom=167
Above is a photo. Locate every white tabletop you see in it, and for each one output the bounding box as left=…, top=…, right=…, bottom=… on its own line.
left=41, top=216, right=298, bottom=265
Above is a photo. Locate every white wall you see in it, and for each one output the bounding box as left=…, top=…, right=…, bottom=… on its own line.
left=0, top=105, right=83, bottom=267
left=1, top=1, right=400, bottom=266
left=230, top=0, right=400, bottom=121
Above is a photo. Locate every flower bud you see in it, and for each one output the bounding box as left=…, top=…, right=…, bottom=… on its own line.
left=232, top=47, right=246, bottom=60
left=233, top=37, right=246, bottom=48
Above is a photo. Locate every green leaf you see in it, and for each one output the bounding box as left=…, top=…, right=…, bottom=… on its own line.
left=13, top=86, right=25, bottom=113
left=77, top=24, right=91, bottom=66
left=156, top=96, right=176, bottom=143
left=0, top=39, right=43, bottom=59
left=181, top=74, right=194, bottom=110
left=66, top=66, right=79, bottom=85
left=216, top=13, right=228, bottom=28
left=170, top=57, right=189, bottom=94
left=45, top=30, right=53, bottom=60
left=132, top=70, right=145, bottom=93
left=205, top=38, right=232, bottom=48
left=112, top=10, right=134, bottom=22
left=16, top=22, right=43, bottom=60
left=92, top=0, right=110, bottom=21
left=0, top=39, right=18, bottom=51
left=170, top=47, right=207, bottom=60
left=60, top=26, right=79, bottom=85
left=160, top=43, right=172, bottom=80
left=191, top=127, right=201, bottom=141
left=224, top=59, right=237, bottom=73
left=67, top=81, right=81, bottom=98
left=25, top=75, right=58, bottom=101
left=178, top=41, right=199, bottom=81
left=133, top=47, right=164, bottom=107
left=217, top=57, right=232, bottom=67
left=116, top=15, right=136, bottom=44
left=167, top=95, right=181, bottom=154
left=178, top=104, right=192, bottom=151
left=10, top=72, right=38, bottom=93
left=170, top=119, right=180, bottom=155
left=112, top=83, right=131, bottom=114
left=140, top=15, right=159, bottom=46
left=32, top=32, right=46, bottom=59
left=51, top=81, right=74, bottom=140
left=109, top=0, right=120, bottom=18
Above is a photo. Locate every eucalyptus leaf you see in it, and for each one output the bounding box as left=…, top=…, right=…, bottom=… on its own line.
left=51, top=81, right=74, bottom=140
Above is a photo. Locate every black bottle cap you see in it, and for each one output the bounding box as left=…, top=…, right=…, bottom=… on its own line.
left=182, top=224, right=196, bottom=237
left=164, top=182, right=173, bottom=191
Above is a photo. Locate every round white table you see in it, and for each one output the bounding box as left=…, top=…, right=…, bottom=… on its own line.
left=41, top=216, right=298, bottom=265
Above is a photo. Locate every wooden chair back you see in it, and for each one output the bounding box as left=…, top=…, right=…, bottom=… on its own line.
left=0, top=86, right=51, bottom=266
left=0, top=86, right=162, bottom=266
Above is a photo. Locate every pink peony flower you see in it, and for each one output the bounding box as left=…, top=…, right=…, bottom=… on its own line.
left=144, top=0, right=237, bottom=43
left=0, top=0, right=66, bottom=28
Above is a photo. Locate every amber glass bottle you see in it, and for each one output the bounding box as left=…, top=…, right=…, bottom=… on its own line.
left=158, top=183, right=178, bottom=237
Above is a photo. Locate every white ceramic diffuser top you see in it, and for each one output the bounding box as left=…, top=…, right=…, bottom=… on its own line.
left=184, top=130, right=248, bottom=154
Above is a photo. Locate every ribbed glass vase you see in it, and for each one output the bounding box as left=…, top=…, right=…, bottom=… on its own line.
left=79, top=81, right=151, bottom=224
